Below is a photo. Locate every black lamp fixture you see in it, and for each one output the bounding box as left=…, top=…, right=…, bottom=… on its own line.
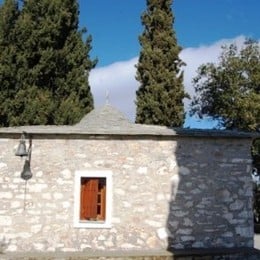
left=15, top=131, right=33, bottom=181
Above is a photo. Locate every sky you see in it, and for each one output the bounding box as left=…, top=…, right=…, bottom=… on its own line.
left=1, top=0, right=260, bottom=128
left=77, top=0, right=260, bottom=128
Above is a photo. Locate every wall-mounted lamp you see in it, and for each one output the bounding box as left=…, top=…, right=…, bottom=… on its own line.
left=15, top=131, right=33, bottom=181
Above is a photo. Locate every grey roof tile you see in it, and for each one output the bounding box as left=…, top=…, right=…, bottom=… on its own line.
left=0, top=105, right=257, bottom=138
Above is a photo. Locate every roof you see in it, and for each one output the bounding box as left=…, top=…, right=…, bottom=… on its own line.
left=0, top=104, right=258, bottom=139
left=76, top=104, right=132, bottom=130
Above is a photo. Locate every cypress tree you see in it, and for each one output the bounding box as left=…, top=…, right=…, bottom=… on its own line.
left=135, top=0, right=187, bottom=127
left=0, top=0, right=96, bottom=126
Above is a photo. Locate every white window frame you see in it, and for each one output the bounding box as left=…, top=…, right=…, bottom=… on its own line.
left=74, top=170, right=112, bottom=228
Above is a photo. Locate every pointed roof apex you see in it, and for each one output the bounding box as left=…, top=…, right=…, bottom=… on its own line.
left=76, top=104, right=131, bottom=130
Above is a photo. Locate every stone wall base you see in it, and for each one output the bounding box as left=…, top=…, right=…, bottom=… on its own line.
left=1, top=248, right=260, bottom=260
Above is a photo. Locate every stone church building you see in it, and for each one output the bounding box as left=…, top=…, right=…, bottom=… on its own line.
left=0, top=105, right=256, bottom=253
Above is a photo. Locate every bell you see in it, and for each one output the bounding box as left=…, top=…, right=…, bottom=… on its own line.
left=15, top=139, right=28, bottom=157
left=21, top=160, right=32, bottom=180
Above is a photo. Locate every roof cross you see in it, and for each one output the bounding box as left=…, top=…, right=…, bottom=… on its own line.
left=105, top=90, right=110, bottom=105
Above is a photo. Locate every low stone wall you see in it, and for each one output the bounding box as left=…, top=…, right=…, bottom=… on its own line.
left=0, top=132, right=254, bottom=253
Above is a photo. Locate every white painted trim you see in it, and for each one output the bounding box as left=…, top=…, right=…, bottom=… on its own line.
left=73, top=170, right=112, bottom=228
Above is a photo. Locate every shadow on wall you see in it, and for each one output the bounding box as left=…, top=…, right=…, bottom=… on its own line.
left=167, top=136, right=253, bottom=251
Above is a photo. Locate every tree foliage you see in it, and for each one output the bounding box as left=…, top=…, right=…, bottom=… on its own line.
left=135, top=0, right=187, bottom=127
left=190, top=39, right=260, bottom=131
left=0, top=0, right=20, bottom=126
left=0, top=0, right=96, bottom=126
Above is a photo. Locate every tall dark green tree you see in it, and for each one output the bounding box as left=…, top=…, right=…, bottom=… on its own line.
left=190, top=39, right=260, bottom=131
left=135, top=0, right=187, bottom=127
left=0, top=0, right=20, bottom=126
left=0, top=0, right=96, bottom=126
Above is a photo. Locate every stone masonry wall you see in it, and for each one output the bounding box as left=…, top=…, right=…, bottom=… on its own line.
left=0, top=135, right=254, bottom=252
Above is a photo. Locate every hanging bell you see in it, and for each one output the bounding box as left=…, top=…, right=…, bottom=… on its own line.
left=15, top=139, right=28, bottom=157
left=21, top=160, right=32, bottom=181
left=15, top=133, right=28, bottom=157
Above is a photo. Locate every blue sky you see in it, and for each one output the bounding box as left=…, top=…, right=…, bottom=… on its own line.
left=79, top=0, right=260, bottom=67
left=79, top=0, right=259, bottom=128
left=1, top=0, right=260, bottom=128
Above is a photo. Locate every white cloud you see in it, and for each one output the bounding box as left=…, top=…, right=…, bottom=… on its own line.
left=180, top=35, right=248, bottom=103
left=89, top=57, right=138, bottom=122
left=89, top=35, right=249, bottom=125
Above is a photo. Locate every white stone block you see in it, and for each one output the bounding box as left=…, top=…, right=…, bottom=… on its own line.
left=184, top=218, right=193, bottom=227
left=170, top=174, right=180, bottom=198
left=123, top=201, right=131, bottom=208
left=10, top=201, right=21, bottom=209
left=104, top=240, right=114, bottom=247
left=112, top=217, right=121, bottom=223
left=179, top=166, right=190, bottom=175
left=115, top=188, right=125, bottom=196
left=42, top=193, right=51, bottom=200
left=144, top=220, right=161, bottom=228
left=137, top=167, right=147, bottom=174
left=134, top=207, right=145, bottom=213
left=146, top=236, right=157, bottom=247
left=177, top=228, right=192, bottom=235
left=53, top=192, right=63, bottom=200
left=28, top=183, right=48, bottom=192
left=0, top=192, right=13, bottom=199
left=223, top=231, right=233, bottom=237
left=35, top=171, right=43, bottom=177
left=129, top=185, right=138, bottom=191
left=167, top=158, right=177, bottom=170
left=232, top=158, right=250, bottom=163
left=83, top=162, right=92, bottom=168
left=121, top=243, right=136, bottom=249
left=137, top=238, right=145, bottom=245
left=13, top=177, right=22, bottom=183
left=98, top=235, right=106, bottom=241
left=156, top=193, right=165, bottom=201
left=19, top=232, right=31, bottom=239
left=230, top=200, right=244, bottom=211
left=31, top=224, right=42, bottom=234
left=173, top=211, right=188, bottom=217
left=57, top=178, right=64, bottom=185
left=62, top=201, right=70, bottom=208
left=0, top=162, right=7, bottom=169
left=46, top=247, right=56, bottom=252
left=157, top=166, right=168, bottom=176
left=157, top=227, right=168, bottom=239
left=75, top=154, right=87, bottom=159
left=181, top=235, right=195, bottom=242
left=61, top=169, right=72, bottom=179
left=56, top=215, right=68, bottom=220
left=235, top=226, right=251, bottom=238
left=0, top=216, right=12, bottom=226
left=192, top=241, right=205, bottom=248
left=122, top=164, right=132, bottom=169
left=80, top=244, right=91, bottom=250
left=6, top=244, right=17, bottom=252
left=33, top=243, right=45, bottom=251
left=63, top=248, right=77, bottom=252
